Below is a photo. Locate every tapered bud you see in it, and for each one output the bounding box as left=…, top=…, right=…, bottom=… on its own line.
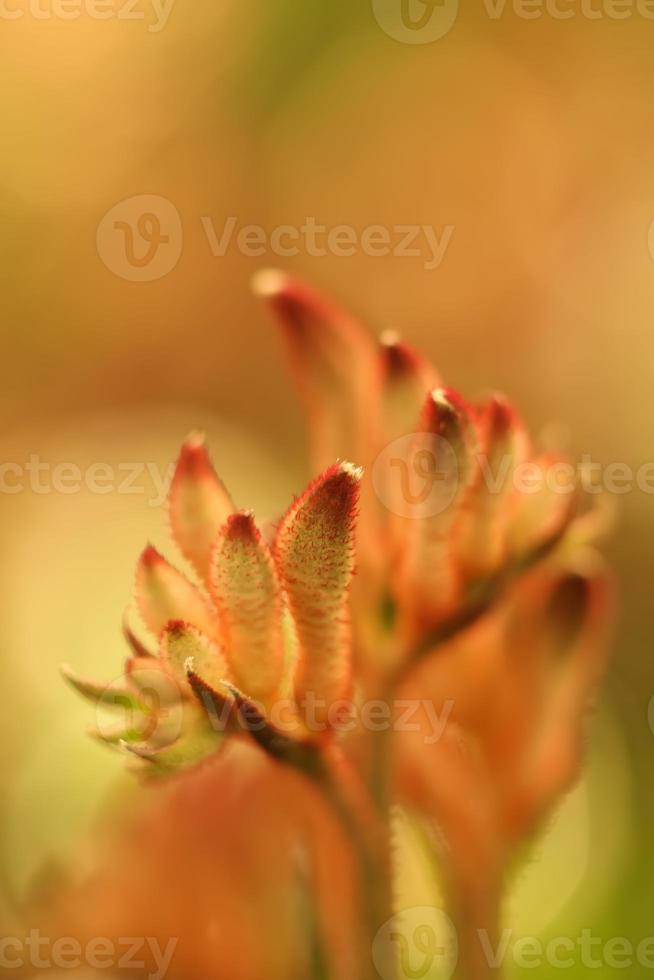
left=168, top=433, right=235, bottom=582
left=275, top=462, right=361, bottom=731
left=210, top=512, right=283, bottom=701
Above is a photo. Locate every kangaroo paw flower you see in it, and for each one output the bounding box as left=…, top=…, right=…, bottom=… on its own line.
left=60, top=274, right=615, bottom=980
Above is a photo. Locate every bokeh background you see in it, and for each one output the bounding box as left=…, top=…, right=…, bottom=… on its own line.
left=1, top=1, right=653, bottom=976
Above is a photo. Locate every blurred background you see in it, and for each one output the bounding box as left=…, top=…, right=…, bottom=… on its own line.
left=1, top=1, right=653, bottom=976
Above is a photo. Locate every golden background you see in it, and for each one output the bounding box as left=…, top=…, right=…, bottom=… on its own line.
left=1, top=2, right=653, bottom=975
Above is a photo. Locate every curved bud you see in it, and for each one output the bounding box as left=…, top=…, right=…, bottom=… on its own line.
left=61, top=665, right=141, bottom=712
left=122, top=614, right=156, bottom=659
left=119, top=705, right=222, bottom=773
left=135, top=545, right=218, bottom=640
left=275, top=462, right=361, bottom=730
left=379, top=331, right=441, bottom=444
left=253, top=269, right=378, bottom=471
left=458, top=394, right=530, bottom=578
left=168, top=433, right=235, bottom=582
left=398, top=388, right=479, bottom=628
left=125, top=655, right=183, bottom=706
left=210, top=512, right=284, bottom=702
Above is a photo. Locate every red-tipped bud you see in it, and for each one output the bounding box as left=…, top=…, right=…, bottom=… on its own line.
left=168, top=433, right=235, bottom=583
left=379, top=332, right=441, bottom=443
left=209, top=511, right=284, bottom=702
left=275, top=462, right=361, bottom=730
left=135, top=545, right=218, bottom=639
left=253, top=269, right=378, bottom=472
left=397, top=388, right=479, bottom=629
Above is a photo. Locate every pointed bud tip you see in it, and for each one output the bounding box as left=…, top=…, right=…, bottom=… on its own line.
left=252, top=269, right=336, bottom=336
left=163, top=619, right=192, bottom=636
left=302, top=461, right=362, bottom=523
left=176, top=432, right=216, bottom=477
left=183, top=430, right=206, bottom=450
left=140, top=544, right=164, bottom=568
left=225, top=510, right=258, bottom=540
left=481, top=392, right=518, bottom=437
left=379, top=329, right=401, bottom=348
left=251, top=268, right=288, bottom=298
left=379, top=332, right=424, bottom=379
left=421, top=387, right=470, bottom=434
left=317, top=461, right=363, bottom=497
left=335, top=460, right=364, bottom=482
left=430, top=386, right=466, bottom=411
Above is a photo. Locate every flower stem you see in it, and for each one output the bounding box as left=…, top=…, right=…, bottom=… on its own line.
left=446, top=873, right=503, bottom=980
left=317, top=745, right=396, bottom=980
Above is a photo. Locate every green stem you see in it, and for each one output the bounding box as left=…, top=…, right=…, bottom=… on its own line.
left=447, top=875, right=503, bottom=980
left=316, top=747, right=396, bottom=980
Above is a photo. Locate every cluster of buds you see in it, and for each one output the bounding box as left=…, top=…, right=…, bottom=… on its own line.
left=64, top=271, right=613, bottom=979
